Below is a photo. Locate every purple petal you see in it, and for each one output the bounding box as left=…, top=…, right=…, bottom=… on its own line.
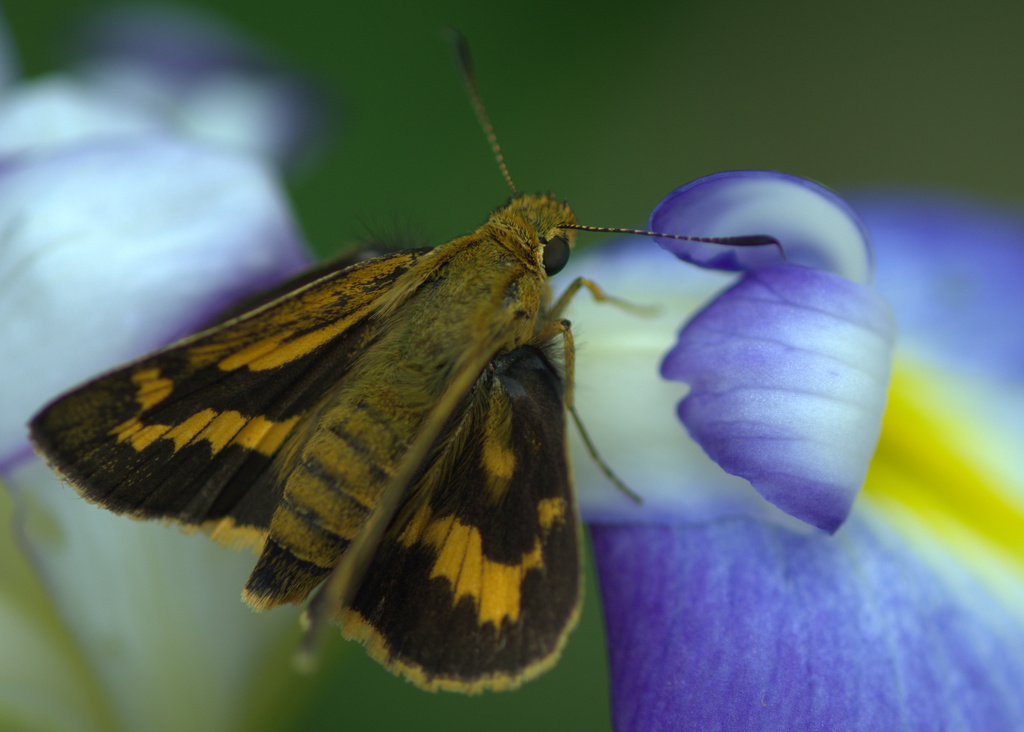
left=855, top=191, right=1024, bottom=380
left=661, top=265, right=894, bottom=532
left=593, top=520, right=1024, bottom=731
left=0, top=136, right=311, bottom=471
left=651, top=171, right=874, bottom=284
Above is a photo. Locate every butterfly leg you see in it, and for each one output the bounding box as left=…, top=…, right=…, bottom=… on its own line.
left=533, top=317, right=640, bottom=504
left=533, top=317, right=575, bottom=406
left=548, top=277, right=658, bottom=322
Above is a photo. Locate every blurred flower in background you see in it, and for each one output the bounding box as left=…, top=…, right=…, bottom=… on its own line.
left=72, top=5, right=325, bottom=169
left=0, top=6, right=317, bottom=730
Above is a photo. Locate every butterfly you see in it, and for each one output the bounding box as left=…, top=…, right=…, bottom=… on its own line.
left=29, top=32, right=777, bottom=693
left=30, top=185, right=587, bottom=692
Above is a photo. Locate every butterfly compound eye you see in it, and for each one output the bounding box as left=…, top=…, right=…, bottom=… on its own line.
left=542, top=235, right=570, bottom=276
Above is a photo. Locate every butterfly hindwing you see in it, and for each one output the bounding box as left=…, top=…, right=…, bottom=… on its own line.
left=30, top=249, right=430, bottom=545
left=336, top=338, right=580, bottom=692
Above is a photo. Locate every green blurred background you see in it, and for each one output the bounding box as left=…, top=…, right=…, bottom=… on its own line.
left=6, top=1, right=1023, bottom=730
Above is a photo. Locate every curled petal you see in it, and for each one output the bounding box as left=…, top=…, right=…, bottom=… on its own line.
left=651, top=171, right=874, bottom=284
left=557, top=240, right=814, bottom=527
left=0, top=136, right=311, bottom=470
left=593, top=520, right=1024, bottom=731
left=661, top=264, right=895, bottom=532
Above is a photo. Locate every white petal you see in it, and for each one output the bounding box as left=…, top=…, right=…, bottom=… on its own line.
left=0, top=75, right=165, bottom=156
left=6, top=460, right=293, bottom=731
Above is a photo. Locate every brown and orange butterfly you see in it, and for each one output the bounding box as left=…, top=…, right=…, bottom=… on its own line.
left=29, top=35, right=775, bottom=693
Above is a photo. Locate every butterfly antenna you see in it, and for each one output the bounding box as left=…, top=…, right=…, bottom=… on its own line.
left=448, top=29, right=518, bottom=196
left=564, top=224, right=784, bottom=257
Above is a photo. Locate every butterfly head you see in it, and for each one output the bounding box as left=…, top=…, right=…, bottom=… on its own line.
left=486, top=193, right=578, bottom=277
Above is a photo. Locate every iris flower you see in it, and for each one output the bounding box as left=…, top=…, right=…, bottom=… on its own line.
left=561, top=175, right=1024, bottom=729
left=3, top=7, right=1023, bottom=732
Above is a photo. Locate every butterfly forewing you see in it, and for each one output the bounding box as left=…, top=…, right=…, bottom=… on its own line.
left=30, top=249, right=429, bottom=545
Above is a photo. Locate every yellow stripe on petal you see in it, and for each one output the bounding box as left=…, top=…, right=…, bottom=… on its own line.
left=864, top=360, right=1024, bottom=588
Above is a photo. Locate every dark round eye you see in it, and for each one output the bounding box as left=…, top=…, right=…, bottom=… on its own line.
left=542, top=234, right=570, bottom=275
